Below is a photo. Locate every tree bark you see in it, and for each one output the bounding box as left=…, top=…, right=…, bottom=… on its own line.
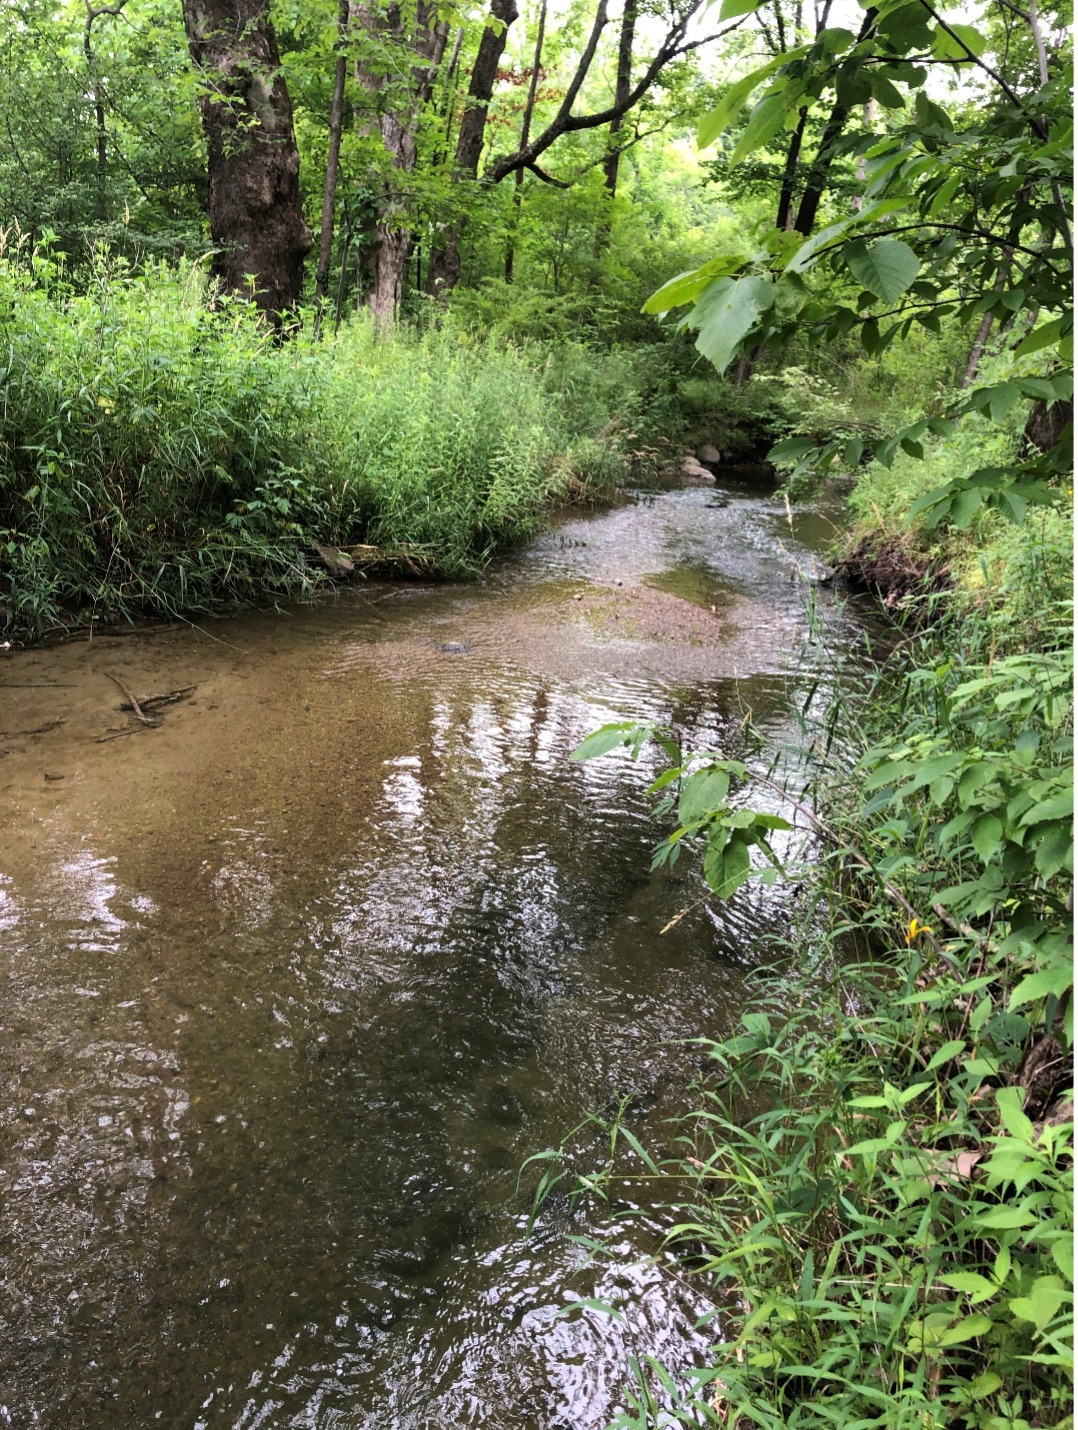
left=791, top=9, right=876, bottom=235
left=427, top=0, right=519, bottom=297
left=776, top=108, right=807, bottom=229
left=961, top=248, right=1013, bottom=387
left=83, top=0, right=130, bottom=225
left=314, top=0, right=352, bottom=329
left=602, top=0, right=637, bottom=196
left=353, top=0, right=448, bottom=325
left=505, top=0, right=547, bottom=282
left=181, top=0, right=312, bottom=321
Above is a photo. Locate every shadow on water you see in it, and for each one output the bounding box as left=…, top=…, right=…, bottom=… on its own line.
left=0, top=482, right=862, bottom=1427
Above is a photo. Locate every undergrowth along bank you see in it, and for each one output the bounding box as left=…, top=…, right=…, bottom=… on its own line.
left=0, top=254, right=692, bottom=642
left=536, top=590, right=1073, bottom=1429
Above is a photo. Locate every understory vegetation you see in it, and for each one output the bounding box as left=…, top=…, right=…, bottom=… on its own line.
left=0, top=0, right=1071, bottom=1417
left=544, top=535, right=1072, bottom=1426
left=0, top=255, right=699, bottom=639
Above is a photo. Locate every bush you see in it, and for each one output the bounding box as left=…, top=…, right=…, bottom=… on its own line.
left=0, top=251, right=654, bottom=639
left=538, top=602, right=1073, bottom=1430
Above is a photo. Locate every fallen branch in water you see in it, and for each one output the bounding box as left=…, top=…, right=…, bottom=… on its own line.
left=103, top=670, right=155, bottom=726
left=118, top=685, right=196, bottom=714
left=96, top=726, right=144, bottom=743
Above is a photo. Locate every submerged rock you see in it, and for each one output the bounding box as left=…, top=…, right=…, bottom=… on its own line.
left=439, top=641, right=470, bottom=654
left=681, top=459, right=715, bottom=484
left=792, top=558, right=836, bottom=586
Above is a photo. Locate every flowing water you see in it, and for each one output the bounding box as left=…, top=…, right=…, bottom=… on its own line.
left=0, top=476, right=860, bottom=1429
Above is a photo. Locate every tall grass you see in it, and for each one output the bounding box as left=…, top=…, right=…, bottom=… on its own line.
left=0, top=251, right=658, bottom=640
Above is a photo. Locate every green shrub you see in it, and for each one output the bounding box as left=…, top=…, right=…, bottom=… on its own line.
left=0, top=252, right=654, bottom=638
left=539, top=604, right=1073, bottom=1430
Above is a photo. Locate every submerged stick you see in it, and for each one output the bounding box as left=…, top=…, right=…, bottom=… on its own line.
left=119, top=686, right=196, bottom=712
left=103, top=670, right=154, bottom=727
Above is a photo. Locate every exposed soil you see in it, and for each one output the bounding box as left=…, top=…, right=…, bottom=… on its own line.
left=837, top=531, right=951, bottom=609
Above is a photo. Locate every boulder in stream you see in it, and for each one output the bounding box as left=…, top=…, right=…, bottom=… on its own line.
left=697, top=443, right=722, bottom=465
left=681, top=458, right=715, bottom=484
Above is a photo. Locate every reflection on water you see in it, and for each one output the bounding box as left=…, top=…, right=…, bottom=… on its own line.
left=0, top=481, right=857, bottom=1427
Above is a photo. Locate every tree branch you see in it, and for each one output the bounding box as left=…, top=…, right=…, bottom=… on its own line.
left=524, top=160, right=569, bottom=186
left=914, top=0, right=1044, bottom=139
left=486, top=0, right=739, bottom=183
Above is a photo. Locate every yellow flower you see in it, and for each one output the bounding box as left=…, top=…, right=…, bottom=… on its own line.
left=905, top=917, right=933, bottom=945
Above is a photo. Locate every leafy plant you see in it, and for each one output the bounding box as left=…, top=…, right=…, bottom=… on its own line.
left=536, top=603, right=1073, bottom=1430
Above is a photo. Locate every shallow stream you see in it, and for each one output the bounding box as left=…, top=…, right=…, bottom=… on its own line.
left=0, top=477, right=858, bottom=1428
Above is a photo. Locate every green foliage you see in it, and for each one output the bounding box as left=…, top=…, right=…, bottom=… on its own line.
left=544, top=601, right=1073, bottom=1430
left=0, top=251, right=648, bottom=639
left=573, top=723, right=791, bottom=901
left=652, top=0, right=1073, bottom=529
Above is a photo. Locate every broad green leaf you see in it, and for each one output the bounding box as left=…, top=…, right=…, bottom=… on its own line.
left=642, top=256, right=744, bottom=313
left=696, top=54, right=790, bottom=148
left=1009, top=961, right=1074, bottom=1010
left=927, top=173, right=961, bottom=216
left=986, top=381, right=1021, bottom=422
left=996, top=1085, right=1034, bottom=1141
left=1052, top=1236, right=1074, bottom=1283
left=718, top=0, right=764, bottom=17
left=691, top=274, right=773, bottom=373
left=1009, top=1276, right=1068, bottom=1330
left=678, top=768, right=731, bottom=824
left=704, top=834, right=752, bottom=898
left=970, top=1373, right=1003, bottom=1398
left=970, top=813, right=1003, bottom=862
left=731, top=92, right=790, bottom=165
left=570, top=723, right=638, bottom=761
left=972, top=1205, right=1037, bottom=1229
left=1035, top=824, right=1072, bottom=879
left=768, top=437, right=819, bottom=463
left=924, top=1038, right=966, bottom=1072
left=870, top=73, right=906, bottom=109
left=932, top=21, right=987, bottom=58
left=940, top=1273, right=998, bottom=1303
left=938, top=1313, right=993, bottom=1345
left=846, top=239, right=921, bottom=302
left=1021, top=792, right=1072, bottom=826
left=1016, top=316, right=1067, bottom=357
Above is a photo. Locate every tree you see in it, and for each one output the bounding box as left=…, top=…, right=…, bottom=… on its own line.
left=181, top=0, right=311, bottom=320
left=422, top=0, right=738, bottom=301
left=647, top=0, right=1072, bottom=523
left=313, top=0, right=352, bottom=326
left=352, top=0, right=449, bottom=323
left=425, top=0, right=519, bottom=296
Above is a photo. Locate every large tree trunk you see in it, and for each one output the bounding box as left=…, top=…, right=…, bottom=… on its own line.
left=426, top=0, right=519, bottom=298
left=181, top=0, right=311, bottom=321
left=505, top=0, right=547, bottom=283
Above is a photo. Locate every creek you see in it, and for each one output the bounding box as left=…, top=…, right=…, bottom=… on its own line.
left=0, top=475, right=861, bottom=1428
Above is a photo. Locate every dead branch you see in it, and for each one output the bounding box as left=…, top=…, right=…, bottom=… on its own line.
left=104, top=670, right=155, bottom=726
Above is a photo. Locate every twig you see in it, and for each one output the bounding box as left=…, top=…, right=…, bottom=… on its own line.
left=103, top=670, right=154, bottom=726
left=119, top=686, right=196, bottom=712
left=10, top=719, right=67, bottom=736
